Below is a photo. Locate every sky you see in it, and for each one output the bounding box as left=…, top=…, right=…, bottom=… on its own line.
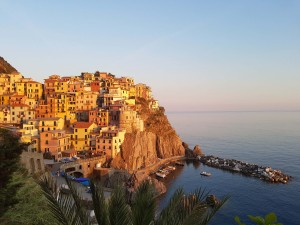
left=1, top=0, right=300, bottom=112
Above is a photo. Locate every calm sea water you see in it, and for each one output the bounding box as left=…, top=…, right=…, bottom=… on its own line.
left=159, top=112, right=300, bottom=225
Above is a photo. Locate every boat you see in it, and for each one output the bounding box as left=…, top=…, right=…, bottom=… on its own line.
left=200, top=171, right=211, bottom=176
left=160, top=169, right=170, bottom=174
left=175, top=161, right=184, bottom=166
left=156, top=172, right=166, bottom=178
left=167, top=165, right=176, bottom=171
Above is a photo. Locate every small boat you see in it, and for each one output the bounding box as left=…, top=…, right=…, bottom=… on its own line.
left=175, top=161, right=184, bottom=166
left=156, top=172, right=166, bottom=178
left=200, top=171, right=211, bottom=176
left=167, top=165, right=176, bottom=171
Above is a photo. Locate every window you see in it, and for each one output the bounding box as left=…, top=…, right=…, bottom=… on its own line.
left=45, top=140, right=48, bottom=144
left=46, top=134, right=48, bottom=137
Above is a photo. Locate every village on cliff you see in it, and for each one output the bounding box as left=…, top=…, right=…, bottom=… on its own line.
left=0, top=58, right=167, bottom=177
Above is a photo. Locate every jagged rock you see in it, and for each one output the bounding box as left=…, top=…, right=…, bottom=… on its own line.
left=111, top=131, right=158, bottom=170
left=182, top=142, right=189, bottom=149
left=193, top=145, right=203, bottom=156
left=111, top=102, right=185, bottom=171
left=151, top=178, right=167, bottom=195
left=134, top=173, right=166, bottom=195
left=0, top=56, right=19, bottom=74
left=185, top=148, right=194, bottom=158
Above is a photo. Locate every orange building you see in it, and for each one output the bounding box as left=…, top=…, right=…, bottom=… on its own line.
left=40, top=130, right=71, bottom=160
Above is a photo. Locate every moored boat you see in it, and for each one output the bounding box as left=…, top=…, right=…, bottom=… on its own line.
left=167, top=165, right=176, bottom=171
left=200, top=171, right=211, bottom=176
left=156, top=172, right=166, bottom=178
left=175, top=161, right=184, bottom=166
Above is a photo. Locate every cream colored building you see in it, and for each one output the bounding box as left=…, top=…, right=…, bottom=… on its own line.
left=96, top=126, right=125, bottom=159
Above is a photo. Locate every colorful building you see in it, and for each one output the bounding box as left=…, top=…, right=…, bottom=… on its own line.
left=70, top=122, right=98, bottom=151
left=96, top=126, right=125, bottom=159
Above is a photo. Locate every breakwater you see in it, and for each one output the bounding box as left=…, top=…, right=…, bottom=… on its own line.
left=197, top=155, right=291, bottom=184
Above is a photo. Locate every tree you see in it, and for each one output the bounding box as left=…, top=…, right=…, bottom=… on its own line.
left=0, top=128, right=28, bottom=216
left=38, top=174, right=228, bottom=225
left=0, top=168, right=56, bottom=225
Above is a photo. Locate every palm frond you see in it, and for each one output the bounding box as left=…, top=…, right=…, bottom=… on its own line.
left=155, top=188, right=185, bottom=225
left=65, top=177, right=91, bottom=225
left=132, top=180, right=156, bottom=225
left=37, top=174, right=91, bottom=225
left=198, top=195, right=230, bottom=225
left=90, top=180, right=110, bottom=225
left=36, top=174, right=70, bottom=225
left=108, top=184, right=133, bottom=225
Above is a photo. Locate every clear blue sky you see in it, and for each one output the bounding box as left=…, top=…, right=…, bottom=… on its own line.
left=1, top=0, right=300, bottom=111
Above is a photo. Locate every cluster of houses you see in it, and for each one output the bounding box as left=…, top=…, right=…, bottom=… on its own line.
left=0, top=71, right=159, bottom=164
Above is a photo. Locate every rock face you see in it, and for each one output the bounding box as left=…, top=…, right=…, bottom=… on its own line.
left=0, top=56, right=19, bottom=74
left=111, top=132, right=158, bottom=170
left=111, top=99, right=185, bottom=170
left=193, top=145, right=203, bottom=156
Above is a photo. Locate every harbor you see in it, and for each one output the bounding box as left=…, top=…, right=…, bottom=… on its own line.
left=197, top=155, right=291, bottom=184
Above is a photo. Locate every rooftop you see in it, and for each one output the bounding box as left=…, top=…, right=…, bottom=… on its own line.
left=74, top=122, right=94, bottom=129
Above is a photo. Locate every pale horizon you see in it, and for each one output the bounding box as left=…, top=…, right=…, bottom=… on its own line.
left=1, top=0, right=300, bottom=112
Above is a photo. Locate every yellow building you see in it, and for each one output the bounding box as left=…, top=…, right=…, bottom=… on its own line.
left=96, top=126, right=125, bottom=159
left=0, top=74, right=10, bottom=94
left=10, top=103, right=30, bottom=124
left=19, top=124, right=40, bottom=152
left=129, top=86, right=136, bottom=99
left=15, top=81, right=26, bottom=95
left=71, top=122, right=98, bottom=151
left=37, top=117, right=65, bottom=133
left=25, top=81, right=43, bottom=100
left=0, top=93, right=12, bottom=105
left=0, top=106, right=10, bottom=123
left=9, top=73, right=23, bottom=93
left=75, top=91, right=98, bottom=111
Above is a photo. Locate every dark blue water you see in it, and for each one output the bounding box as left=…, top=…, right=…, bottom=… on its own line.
left=159, top=112, right=300, bottom=225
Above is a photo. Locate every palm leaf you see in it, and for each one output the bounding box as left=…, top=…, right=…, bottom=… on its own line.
left=90, top=180, right=110, bottom=225
left=108, top=184, right=133, bottom=225
left=132, top=180, right=156, bottom=225
left=37, top=174, right=91, bottom=225
left=65, top=177, right=91, bottom=225
left=36, top=174, right=70, bottom=225
left=155, top=188, right=185, bottom=225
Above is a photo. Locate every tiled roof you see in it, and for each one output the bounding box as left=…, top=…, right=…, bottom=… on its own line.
left=74, top=122, right=93, bottom=129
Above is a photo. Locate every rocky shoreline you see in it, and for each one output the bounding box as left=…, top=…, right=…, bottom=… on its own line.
left=197, top=155, right=291, bottom=184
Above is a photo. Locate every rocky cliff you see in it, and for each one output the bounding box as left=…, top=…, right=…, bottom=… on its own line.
left=111, top=98, right=185, bottom=170
left=0, top=56, right=19, bottom=74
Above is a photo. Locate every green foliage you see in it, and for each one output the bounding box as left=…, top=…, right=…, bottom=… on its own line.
left=0, top=128, right=28, bottom=216
left=235, top=213, right=283, bottom=225
left=39, top=175, right=228, bottom=225
left=37, top=174, right=91, bottom=225
left=0, top=168, right=56, bottom=225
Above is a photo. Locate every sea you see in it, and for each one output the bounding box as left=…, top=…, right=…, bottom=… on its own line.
left=159, top=111, right=300, bottom=225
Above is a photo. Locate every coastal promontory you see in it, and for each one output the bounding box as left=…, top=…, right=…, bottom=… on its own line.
left=111, top=98, right=185, bottom=170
